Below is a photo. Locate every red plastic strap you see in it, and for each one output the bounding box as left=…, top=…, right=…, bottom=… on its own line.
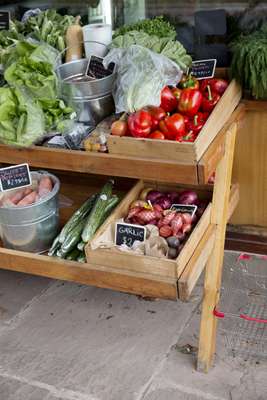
left=213, top=308, right=225, bottom=318
left=238, top=253, right=252, bottom=261
left=240, top=314, right=267, bottom=324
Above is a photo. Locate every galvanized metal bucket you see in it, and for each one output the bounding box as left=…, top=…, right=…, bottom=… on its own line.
left=0, top=171, right=60, bottom=253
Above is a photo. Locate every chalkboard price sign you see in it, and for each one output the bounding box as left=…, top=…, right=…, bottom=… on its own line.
left=0, top=163, right=32, bottom=192
left=191, top=59, right=217, bottom=80
left=86, top=55, right=114, bottom=80
left=0, top=11, right=10, bottom=31
left=171, top=204, right=197, bottom=217
left=115, top=222, right=146, bottom=248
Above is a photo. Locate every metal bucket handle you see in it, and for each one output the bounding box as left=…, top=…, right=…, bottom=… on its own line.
left=55, top=40, right=109, bottom=65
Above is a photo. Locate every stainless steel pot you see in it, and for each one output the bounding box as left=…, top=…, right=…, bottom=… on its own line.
left=71, top=93, right=115, bottom=124
left=56, top=58, right=115, bottom=100
left=0, top=171, right=60, bottom=253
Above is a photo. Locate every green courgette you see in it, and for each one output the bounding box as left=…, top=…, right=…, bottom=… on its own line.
left=59, top=219, right=87, bottom=257
left=59, top=193, right=97, bottom=244
left=66, top=248, right=81, bottom=261
left=76, top=195, right=120, bottom=251
left=81, top=180, right=114, bottom=243
left=77, top=251, right=86, bottom=263
left=48, top=236, right=61, bottom=256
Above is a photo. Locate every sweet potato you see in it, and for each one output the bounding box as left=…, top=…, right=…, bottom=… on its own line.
left=17, top=191, right=37, bottom=207
left=8, top=187, right=32, bottom=205
left=38, top=176, right=53, bottom=198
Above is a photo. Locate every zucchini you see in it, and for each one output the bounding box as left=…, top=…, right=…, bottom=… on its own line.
left=77, top=195, right=120, bottom=251
left=59, top=193, right=97, bottom=243
left=60, top=220, right=87, bottom=257
left=48, top=235, right=61, bottom=256
left=77, top=252, right=86, bottom=263
left=66, top=248, right=81, bottom=261
left=77, top=241, right=85, bottom=251
left=81, top=180, right=114, bottom=243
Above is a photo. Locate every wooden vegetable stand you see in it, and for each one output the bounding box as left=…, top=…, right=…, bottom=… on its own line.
left=0, top=79, right=243, bottom=372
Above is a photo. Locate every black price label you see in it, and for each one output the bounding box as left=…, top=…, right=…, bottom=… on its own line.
left=191, top=59, right=217, bottom=80
left=0, top=163, right=31, bottom=192
left=115, top=222, right=146, bottom=248
left=0, top=11, right=9, bottom=31
left=171, top=204, right=197, bottom=217
left=86, top=55, right=114, bottom=80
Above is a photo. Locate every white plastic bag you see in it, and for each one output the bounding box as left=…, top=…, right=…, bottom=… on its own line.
left=103, top=45, right=183, bottom=113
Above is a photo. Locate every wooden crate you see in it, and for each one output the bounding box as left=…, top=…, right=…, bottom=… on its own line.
left=107, top=79, right=242, bottom=163
left=85, top=180, right=212, bottom=280
left=0, top=177, right=239, bottom=301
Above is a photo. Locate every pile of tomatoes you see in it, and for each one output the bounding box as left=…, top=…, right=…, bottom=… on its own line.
left=111, top=75, right=228, bottom=143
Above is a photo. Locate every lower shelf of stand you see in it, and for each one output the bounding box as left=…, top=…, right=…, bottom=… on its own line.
left=0, top=184, right=239, bottom=301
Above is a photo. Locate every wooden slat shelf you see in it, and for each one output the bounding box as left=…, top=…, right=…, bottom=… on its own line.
left=0, top=144, right=199, bottom=185
left=0, top=87, right=242, bottom=371
left=0, top=182, right=239, bottom=303
left=0, top=104, right=244, bottom=186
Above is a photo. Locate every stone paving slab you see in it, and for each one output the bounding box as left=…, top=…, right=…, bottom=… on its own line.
left=0, top=251, right=266, bottom=400
left=0, top=270, right=51, bottom=324
left=0, top=281, right=200, bottom=400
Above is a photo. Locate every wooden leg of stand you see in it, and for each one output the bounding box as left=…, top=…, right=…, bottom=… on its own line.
left=197, top=123, right=237, bottom=372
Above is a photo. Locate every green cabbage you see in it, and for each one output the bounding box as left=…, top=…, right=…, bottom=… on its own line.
left=111, top=30, right=192, bottom=72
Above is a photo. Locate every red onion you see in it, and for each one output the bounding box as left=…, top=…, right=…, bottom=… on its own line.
left=191, top=214, right=198, bottom=225
left=155, top=196, right=172, bottom=210
left=146, top=190, right=163, bottom=204
left=148, top=219, right=157, bottom=225
left=178, top=190, right=198, bottom=205
left=166, top=191, right=180, bottom=203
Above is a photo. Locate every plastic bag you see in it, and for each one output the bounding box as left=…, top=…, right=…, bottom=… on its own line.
left=103, top=45, right=183, bottom=113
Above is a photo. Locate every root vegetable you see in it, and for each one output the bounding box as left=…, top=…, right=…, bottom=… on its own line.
left=146, top=190, right=163, bottom=204
left=130, top=200, right=148, bottom=209
left=181, top=213, right=192, bottom=224
left=171, top=214, right=183, bottom=235
left=155, top=196, right=172, bottom=210
left=128, top=206, right=142, bottom=219
left=159, top=225, right=172, bottom=238
left=182, top=223, right=192, bottom=234
left=178, top=190, right=198, bottom=205
left=168, top=247, right=179, bottom=259
left=137, top=210, right=156, bottom=223
left=162, top=211, right=176, bottom=225
left=166, top=236, right=180, bottom=249
left=38, top=176, right=53, bottom=197
left=17, top=191, right=37, bottom=207
left=8, top=188, right=31, bottom=205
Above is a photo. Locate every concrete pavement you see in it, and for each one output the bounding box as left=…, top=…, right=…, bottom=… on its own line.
left=0, top=251, right=266, bottom=400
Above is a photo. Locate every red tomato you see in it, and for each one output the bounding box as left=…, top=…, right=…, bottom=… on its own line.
left=149, top=131, right=165, bottom=140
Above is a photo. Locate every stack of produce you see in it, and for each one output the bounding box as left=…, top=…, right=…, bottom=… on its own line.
left=0, top=9, right=75, bottom=55
left=123, top=187, right=207, bottom=259
left=49, top=180, right=120, bottom=263
left=111, top=75, right=228, bottom=142
left=230, top=24, right=267, bottom=99
left=0, top=175, right=54, bottom=208
left=0, top=40, right=74, bottom=146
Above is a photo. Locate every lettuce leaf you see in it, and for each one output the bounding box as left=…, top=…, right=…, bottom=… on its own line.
left=4, top=56, right=57, bottom=100
left=0, top=88, right=44, bottom=147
